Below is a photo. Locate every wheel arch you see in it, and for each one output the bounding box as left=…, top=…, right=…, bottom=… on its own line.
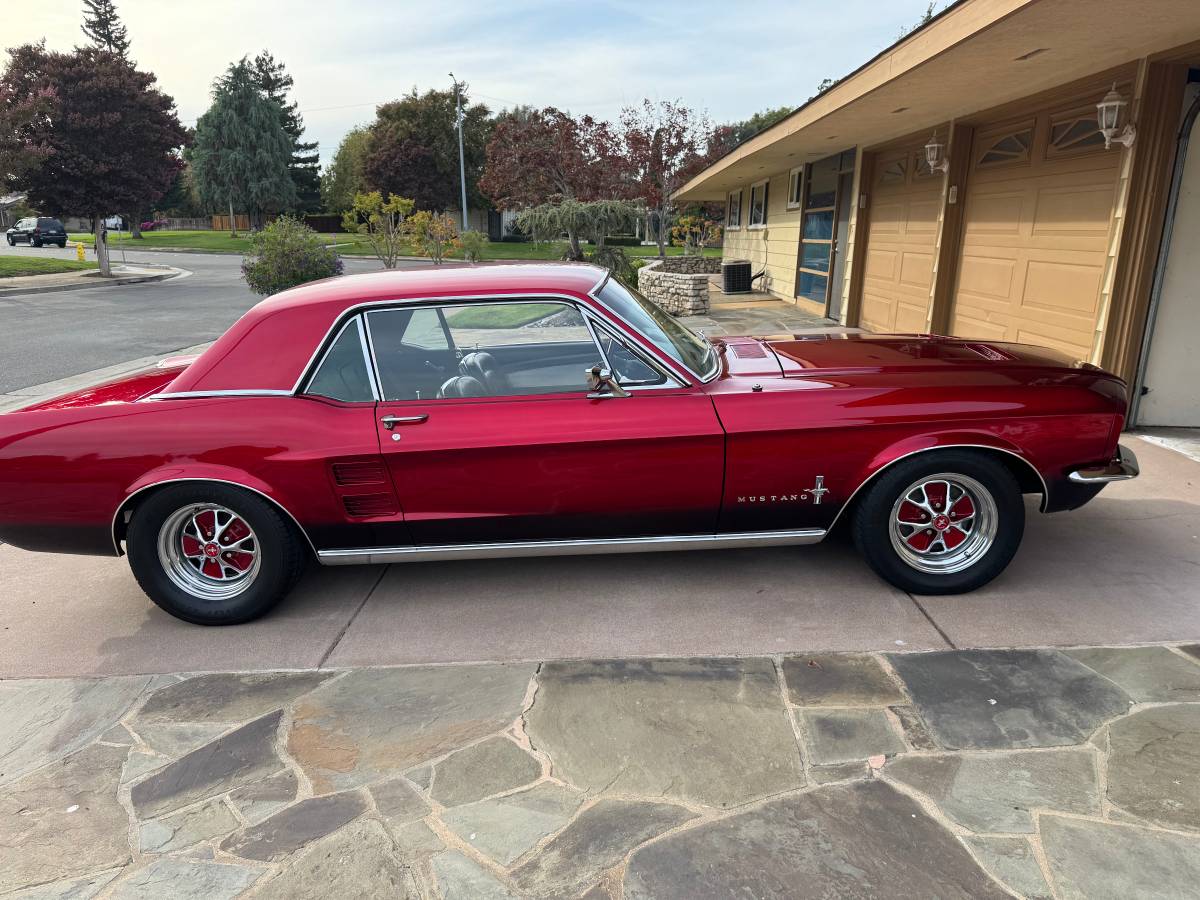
left=828, top=441, right=1048, bottom=535
left=112, top=473, right=316, bottom=558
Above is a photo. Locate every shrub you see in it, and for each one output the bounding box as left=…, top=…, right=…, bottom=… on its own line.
left=303, top=214, right=348, bottom=233
left=343, top=191, right=415, bottom=269
left=459, top=230, right=489, bottom=263
left=241, top=215, right=343, bottom=296
left=405, top=210, right=459, bottom=264
left=671, top=215, right=722, bottom=255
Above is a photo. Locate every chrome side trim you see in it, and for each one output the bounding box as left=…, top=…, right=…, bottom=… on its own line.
left=1068, top=444, right=1139, bottom=483
left=317, top=527, right=826, bottom=566
left=110, top=477, right=318, bottom=558
left=825, top=443, right=1052, bottom=535
left=149, top=389, right=294, bottom=401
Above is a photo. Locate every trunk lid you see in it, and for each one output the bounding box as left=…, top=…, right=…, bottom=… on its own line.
left=12, top=358, right=197, bottom=413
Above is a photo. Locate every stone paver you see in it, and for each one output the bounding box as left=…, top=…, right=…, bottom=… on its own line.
left=228, top=769, right=298, bottom=824
left=887, top=748, right=1099, bottom=833
left=139, top=798, right=239, bottom=853
left=1067, top=646, right=1200, bottom=702
left=1106, top=704, right=1200, bottom=830
left=624, top=780, right=1010, bottom=899
left=442, top=781, right=585, bottom=865
left=526, top=659, right=804, bottom=808
left=428, top=737, right=541, bottom=807
left=130, top=711, right=285, bottom=818
left=370, top=776, right=432, bottom=825
left=432, top=851, right=515, bottom=899
left=221, top=791, right=368, bottom=861
left=0, top=743, right=130, bottom=893
left=782, top=653, right=904, bottom=706
left=888, top=649, right=1132, bottom=749
left=964, top=835, right=1053, bottom=899
left=799, top=708, right=905, bottom=764
left=1041, top=815, right=1200, bottom=899
left=107, top=858, right=261, bottom=900
left=286, top=665, right=533, bottom=793
left=889, top=703, right=938, bottom=749
left=136, top=672, right=331, bottom=724
left=4, top=868, right=122, bottom=900
left=511, top=799, right=695, bottom=898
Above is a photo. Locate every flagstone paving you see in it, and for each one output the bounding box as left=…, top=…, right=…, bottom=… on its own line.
left=3, top=645, right=1200, bottom=898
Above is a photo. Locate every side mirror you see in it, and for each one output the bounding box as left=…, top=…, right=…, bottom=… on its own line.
left=586, top=365, right=630, bottom=399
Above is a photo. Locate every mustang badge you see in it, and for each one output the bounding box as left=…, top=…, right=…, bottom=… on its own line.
left=738, top=476, right=829, bottom=505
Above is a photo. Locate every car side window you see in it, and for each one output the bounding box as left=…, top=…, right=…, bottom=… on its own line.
left=367, top=301, right=602, bottom=401
left=304, top=318, right=376, bottom=402
left=593, top=324, right=673, bottom=387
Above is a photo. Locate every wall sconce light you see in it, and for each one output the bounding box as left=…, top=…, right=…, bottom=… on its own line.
left=924, top=132, right=950, bottom=175
left=1097, top=84, right=1136, bottom=149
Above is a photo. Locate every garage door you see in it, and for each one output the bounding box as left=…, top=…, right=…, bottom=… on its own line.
left=949, top=107, right=1121, bottom=360
left=860, top=147, right=943, bottom=333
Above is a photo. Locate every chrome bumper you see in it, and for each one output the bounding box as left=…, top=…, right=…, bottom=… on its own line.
left=1068, top=444, right=1140, bottom=484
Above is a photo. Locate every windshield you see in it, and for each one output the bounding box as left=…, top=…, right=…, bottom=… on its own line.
left=596, top=277, right=717, bottom=380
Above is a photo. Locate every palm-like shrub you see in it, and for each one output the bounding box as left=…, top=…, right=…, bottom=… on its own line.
left=241, top=215, right=343, bottom=296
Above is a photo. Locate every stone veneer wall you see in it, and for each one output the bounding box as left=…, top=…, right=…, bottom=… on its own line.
left=636, top=256, right=721, bottom=315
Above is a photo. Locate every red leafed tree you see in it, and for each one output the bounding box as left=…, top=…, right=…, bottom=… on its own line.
left=479, top=107, right=632, bottom=210
left=1, top=44, right=186, bottom=275
left=621, top=99, right=711, bottom=256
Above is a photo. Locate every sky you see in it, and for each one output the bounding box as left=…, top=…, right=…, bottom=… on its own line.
left=9, top=1, right=942, bottom=166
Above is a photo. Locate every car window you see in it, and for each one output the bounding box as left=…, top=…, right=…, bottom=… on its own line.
left=304, top=318, right=375, bottom=402
left=597, top=278, right=716, bottom=380
left=367, top=301, right=602, bottom=401
left=594, top=324, right=672, bottom=387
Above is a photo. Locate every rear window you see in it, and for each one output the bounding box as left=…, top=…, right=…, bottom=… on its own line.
left=37, top=218, right=63, bottom=228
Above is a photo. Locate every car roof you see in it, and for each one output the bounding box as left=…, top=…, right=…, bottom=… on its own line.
left=167, top=263, right=610, bottom=394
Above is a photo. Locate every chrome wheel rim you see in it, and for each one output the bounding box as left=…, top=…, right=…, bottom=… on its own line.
left=157, top=504, right=261, bottom=600
left=889, top=473, right=998, bottom=575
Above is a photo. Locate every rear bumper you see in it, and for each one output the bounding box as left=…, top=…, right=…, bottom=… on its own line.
left=1068, top=444, right=1140, bottom=484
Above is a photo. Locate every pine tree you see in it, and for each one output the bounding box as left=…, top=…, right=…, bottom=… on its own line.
left=250, top=52, right=321, bottom=213
left=188, top=59, right=297, bottom=234
left=81, top=0, right=131, bottom=58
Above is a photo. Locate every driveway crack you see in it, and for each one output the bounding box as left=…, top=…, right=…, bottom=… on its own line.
left=907, top=593, right=957, bottom=649
left=317, top=565, right=388, bottom=668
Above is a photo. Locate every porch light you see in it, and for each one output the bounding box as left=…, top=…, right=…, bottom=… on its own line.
left=1097, top=84, right=1136, bottom=149
left=924, top=132, right=950, bottom=175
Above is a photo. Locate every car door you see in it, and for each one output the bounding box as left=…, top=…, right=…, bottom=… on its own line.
left=365, top=298, right=726, bottom=545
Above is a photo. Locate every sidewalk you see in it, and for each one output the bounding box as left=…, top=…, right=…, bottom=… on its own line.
left=0, top=263, right=183, bottom=298
left=3, top=645, right=1199, bottom=898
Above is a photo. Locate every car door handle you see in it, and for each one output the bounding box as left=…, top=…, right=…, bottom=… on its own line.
left=380, top=414, right=428, bottom=430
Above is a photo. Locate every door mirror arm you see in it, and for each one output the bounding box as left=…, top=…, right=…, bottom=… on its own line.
left=586, top=365, right=631, bottom=399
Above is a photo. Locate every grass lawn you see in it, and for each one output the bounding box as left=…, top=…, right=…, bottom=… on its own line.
left=68, top=230, right=721, bottom=262
left=445, top=302, right=561, bottom=328
left=0, top=256, right=98, bottom=278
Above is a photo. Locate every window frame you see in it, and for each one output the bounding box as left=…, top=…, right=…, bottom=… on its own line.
left=748, top=179, right=769, bottom=229
left=726, top=189, right=743, bottom=230
left=300, top=314, right=380, bottom=403
left=584, top=314, right=683, bottom=390
left=786, top=167, right=804, bottom=209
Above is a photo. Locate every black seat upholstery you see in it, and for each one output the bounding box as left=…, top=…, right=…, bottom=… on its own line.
left=437, top=375, right=488, bottom=398
left=459, top=352, right=510, bottom=395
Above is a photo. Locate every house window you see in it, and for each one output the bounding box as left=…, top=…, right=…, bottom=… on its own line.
left=796, top=153, right=840, bottom=305
left=787, top=167, right=804, bottom=209
left=877, top=156, right=907, bottom=186
left=748, top=180, right=768, bottom=228
left=1047, top=107, right=1107, bottom=157
left=726, top=190, right=742, bottom=229
left=976, top=124, right=1034, bottom=167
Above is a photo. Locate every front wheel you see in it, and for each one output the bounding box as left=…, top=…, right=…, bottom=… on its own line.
left=851, top=451, right=1025, bottom=595
left=126, top=483, right=305, bottom=624
left=5, top=236, right=13, bottom=246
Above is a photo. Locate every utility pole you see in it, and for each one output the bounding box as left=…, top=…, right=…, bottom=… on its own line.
left=450, top=73, right=469, bottom=232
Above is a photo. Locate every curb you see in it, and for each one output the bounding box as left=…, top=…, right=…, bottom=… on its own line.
left=0, top=267, right=185, bottom=298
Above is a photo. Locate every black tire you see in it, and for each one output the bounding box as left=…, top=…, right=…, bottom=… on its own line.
left=5, top=236, right=13, bottom=246
left=851, top=450, right=1025, bottom=595
left=55, top=240, right=66, bottom=248
left=30, top=237, right=41, bottom=248
left=126, top=482, right=305, bottom=625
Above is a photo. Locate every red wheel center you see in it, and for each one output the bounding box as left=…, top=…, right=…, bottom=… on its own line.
left=932, top=514, right=951, bottom=531
left=203, top=542, right=220, bottom=558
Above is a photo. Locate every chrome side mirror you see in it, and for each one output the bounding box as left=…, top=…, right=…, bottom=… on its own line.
left=586, top=365, right=630, bottom=399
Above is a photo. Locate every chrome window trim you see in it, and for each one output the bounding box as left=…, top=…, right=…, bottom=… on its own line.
left=317, top=527, right=827, bottom=566
left=149, top=389, right=294, bottom=401
left=583, top=312, right=683, bottom=392
left=297, top=315, right=379, bottom=403
left=110, top=477, right=318, bottom=558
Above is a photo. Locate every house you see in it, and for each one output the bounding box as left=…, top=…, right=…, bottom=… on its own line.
left=675, top=0, right=1200, bottom=429
left=0, top=193, right=27, bottom=229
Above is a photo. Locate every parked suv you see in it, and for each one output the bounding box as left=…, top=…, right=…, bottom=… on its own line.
left=6, top=217, right=68, bottom=248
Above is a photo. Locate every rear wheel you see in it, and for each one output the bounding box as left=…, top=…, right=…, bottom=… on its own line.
left=126, top=483, right=305, bottom=625
left=852, top=451, right=1024, bottom=595
left=30, top=236, right=42, bottom=247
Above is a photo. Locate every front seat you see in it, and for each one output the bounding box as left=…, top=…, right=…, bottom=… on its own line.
left=437, top=375, right=488, bottom=399
left=459, top=352, right=510, bottom=395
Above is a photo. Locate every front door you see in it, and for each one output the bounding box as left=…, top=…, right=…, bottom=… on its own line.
left=365, top=299, right=725, bottom=545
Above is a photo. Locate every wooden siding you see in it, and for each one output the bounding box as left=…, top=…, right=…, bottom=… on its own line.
left=722, top=171, right=802, bottom=299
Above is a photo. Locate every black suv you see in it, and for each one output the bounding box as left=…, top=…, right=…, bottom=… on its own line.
left=6, top=217, right=68, bottom=248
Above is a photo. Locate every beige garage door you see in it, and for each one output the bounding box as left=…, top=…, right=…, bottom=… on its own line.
left=860, top=147, right=943, bottom=333
left=949, top=107, right=1121, bottom=359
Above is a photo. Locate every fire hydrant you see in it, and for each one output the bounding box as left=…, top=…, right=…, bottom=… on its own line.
left=76, top=242, right=86, bottom=263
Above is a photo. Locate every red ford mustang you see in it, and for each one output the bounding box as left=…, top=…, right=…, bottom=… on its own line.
left=0, top=264, right=1138, bottom=624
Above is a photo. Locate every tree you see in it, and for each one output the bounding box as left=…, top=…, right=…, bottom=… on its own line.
left=321, top=127, right=370, bottom=213
left=189, top=58, right=297, bottom=235
left=480, top=106, right=630, bottom=209
left=241, top=215, right=342, bottom=296
left=899, top=2, right=939, bottom=38
left=1, top=44, right=186, bottom=275
left=80, top=0, right=130, bottom=58
left=671, top=214, right=722, bottom=256
left=728, top=106, right=793, bottom=145
left=404, top=210, right=459, bottom=264
left=250, top=52, right=321, bottom=213
left=515, top=199, right=637, bottom=260
left=621, top=99, right=709, bottom=257
left=362, top=86, right=491, bottom=213
left=342, top=191, right=414, bottom=269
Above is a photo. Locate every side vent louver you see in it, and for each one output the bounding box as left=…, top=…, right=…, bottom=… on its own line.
left=342, top=493, right=398, bottom=517
left=332, top=461, right=387, bottom=486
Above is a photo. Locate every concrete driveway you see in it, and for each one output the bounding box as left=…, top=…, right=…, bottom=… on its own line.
left=1, top=435, right=1195, bottom=679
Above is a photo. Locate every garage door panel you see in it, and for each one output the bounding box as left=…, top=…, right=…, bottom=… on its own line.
left=865, top=247, right=898, bottom=281
left=1014, top=324, right=1092, bottom=360
left=950, top=309, right=1009, bottom=342
left=899, top=251, right=934, bottom=290
left=962, top=193, right=1025, bottom=236
left=861, top=292, right=898, bottom=331
left=1031, top=185, right=1116, bottom=237
left=895, top=301, right=932, bottom=333
left=956, top=255, right=1016, bottom=300
left=1019, top=259, right=1103, bottom=317
left=906, top=199, right=941, bottom=233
